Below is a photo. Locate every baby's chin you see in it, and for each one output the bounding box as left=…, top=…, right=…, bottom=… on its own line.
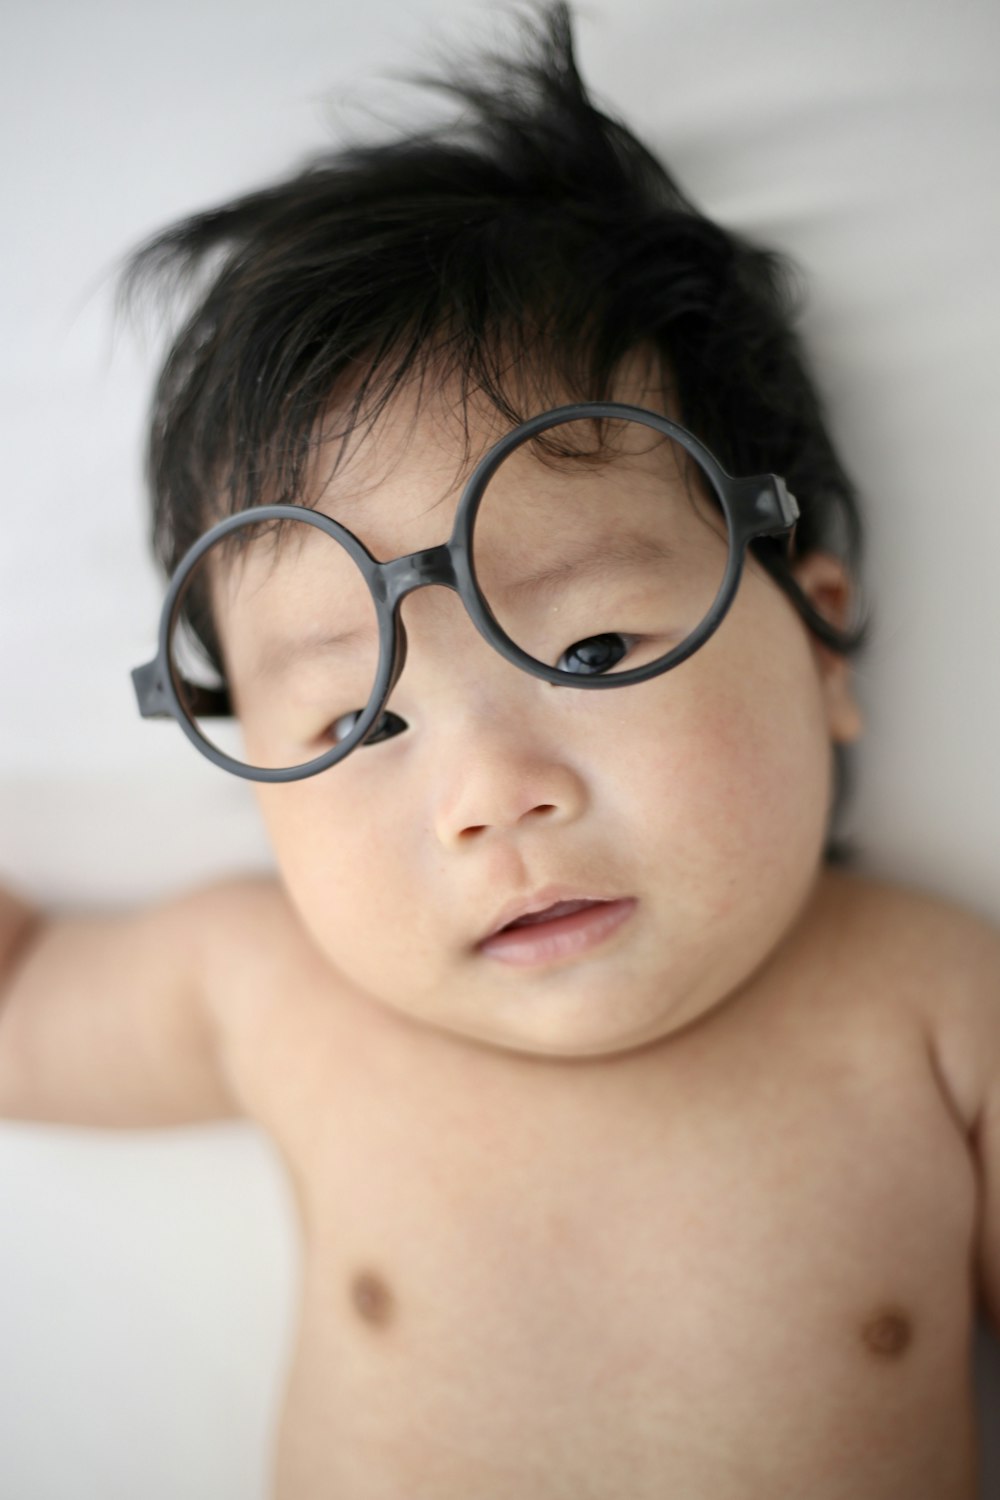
left=360, top=939, right=756, bottom=1064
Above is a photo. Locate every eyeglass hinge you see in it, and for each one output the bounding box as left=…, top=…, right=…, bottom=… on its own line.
left=733, top=474, right=799, bottom=534
left=131, top=660, right=172, bottom=719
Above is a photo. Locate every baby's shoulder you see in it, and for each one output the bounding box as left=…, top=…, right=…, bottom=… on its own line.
left=820, top=865, right=1000, bottom=1131
left=189, top=871, right=367, bottom=1124
left=186, top=870, right=306, bottom=978
left=192, top=870, right=344, bottom=1005
left=821, top=864, right=998, bottom=956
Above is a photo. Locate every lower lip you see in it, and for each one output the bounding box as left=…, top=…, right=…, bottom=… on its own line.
left=477, top=899, right=637, bottom=967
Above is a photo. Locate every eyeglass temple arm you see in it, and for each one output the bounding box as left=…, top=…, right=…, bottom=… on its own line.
left=131, top=660, right=232, bottom=719
left=736, top=477, right=864, bottom=653
left=752, top=545, right=866, bottom=654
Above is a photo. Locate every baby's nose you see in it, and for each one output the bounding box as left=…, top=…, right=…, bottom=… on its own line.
left=395, top=586, right=589, bottom=845
left=432, top=714, right=588, bottom=847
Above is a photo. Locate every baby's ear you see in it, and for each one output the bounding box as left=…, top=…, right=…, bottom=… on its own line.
left=787, top=550, right=864, bottom=745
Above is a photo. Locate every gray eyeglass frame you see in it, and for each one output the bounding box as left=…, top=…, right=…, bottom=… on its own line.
left=131, top=399, right=814, bottom=784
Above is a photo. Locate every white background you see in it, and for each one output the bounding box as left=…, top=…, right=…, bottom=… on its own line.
left=1, top=0, right=998, bottom=1494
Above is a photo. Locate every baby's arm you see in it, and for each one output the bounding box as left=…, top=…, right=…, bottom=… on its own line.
left=0, top=879, right=248, bottom=1128
left=921, top=898, right=1000, bottom=1334
left=971, top=952, right=1000, bottom=1336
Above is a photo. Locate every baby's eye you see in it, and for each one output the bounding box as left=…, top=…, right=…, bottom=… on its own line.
left=557, top=633, right=631, bottom=675
left=329, top=708, right=408, bottom=747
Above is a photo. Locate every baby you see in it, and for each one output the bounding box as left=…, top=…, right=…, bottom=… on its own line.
left=2, top=4, right=999, bottom=1496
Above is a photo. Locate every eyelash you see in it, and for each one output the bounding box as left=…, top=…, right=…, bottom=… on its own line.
left=327, top=707, right=405, bottom=747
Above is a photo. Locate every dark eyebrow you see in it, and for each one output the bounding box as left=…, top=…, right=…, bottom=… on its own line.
left=248, top=623, right=374, bottom=683
left=491, top=533, right=677, bottom=602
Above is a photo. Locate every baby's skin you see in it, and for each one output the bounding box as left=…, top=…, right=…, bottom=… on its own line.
left=7, top=859, right=997, bottom=1498
left=2, top=371, right=998, bottom=1497
left=207, top=862, right=996, bottom=1499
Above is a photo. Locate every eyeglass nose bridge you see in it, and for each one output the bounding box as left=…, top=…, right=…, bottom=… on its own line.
left=377, top=543, right=462, bottom=608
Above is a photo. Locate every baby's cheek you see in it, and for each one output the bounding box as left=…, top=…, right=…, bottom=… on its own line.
left=631, top=673, right=832, bottom=924
left=254, top=788, right=376, bottom=957
left=717, top=711, right=825, bottom=903
left=272, top=794, right=441, bottom=998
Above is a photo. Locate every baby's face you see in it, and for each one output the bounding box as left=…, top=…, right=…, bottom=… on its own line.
left=215, top=370, right=862, bottom=1060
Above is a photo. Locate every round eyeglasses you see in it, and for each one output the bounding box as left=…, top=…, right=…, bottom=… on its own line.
left=131, top=400, right=809, bottom=782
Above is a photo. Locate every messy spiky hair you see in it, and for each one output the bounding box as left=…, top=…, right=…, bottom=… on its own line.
left=120, top=0, right=868, bottom=860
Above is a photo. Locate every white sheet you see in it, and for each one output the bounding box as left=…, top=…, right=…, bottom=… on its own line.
left=2, top=0, right=998, bottom=1493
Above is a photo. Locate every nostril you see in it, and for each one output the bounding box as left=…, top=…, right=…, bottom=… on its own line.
left=457, top=807, right=555, bottom=840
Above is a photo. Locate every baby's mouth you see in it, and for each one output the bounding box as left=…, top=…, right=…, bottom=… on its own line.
left=499, top=899, right=602, bottom=931
left=477, top=895, right=637, bottom=966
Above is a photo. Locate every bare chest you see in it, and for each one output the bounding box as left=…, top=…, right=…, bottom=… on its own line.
left=245, top=979, right=981, bottom=1499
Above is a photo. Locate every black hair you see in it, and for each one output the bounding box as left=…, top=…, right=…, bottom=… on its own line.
left=119, top=0, right=869, bottom=862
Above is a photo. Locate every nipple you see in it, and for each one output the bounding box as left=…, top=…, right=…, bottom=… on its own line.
left=860, top=1306, right=913, bottom=1359
left=349, top=1268, right=395, bottom=1328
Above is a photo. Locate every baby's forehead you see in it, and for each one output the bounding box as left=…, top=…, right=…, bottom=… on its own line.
left=307, top=386, right=493, bottom=538
left=298, top=355, right=685, bottom=554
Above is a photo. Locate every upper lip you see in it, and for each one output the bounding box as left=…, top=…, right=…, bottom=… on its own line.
left=477, top=888, right=626, bottom=945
